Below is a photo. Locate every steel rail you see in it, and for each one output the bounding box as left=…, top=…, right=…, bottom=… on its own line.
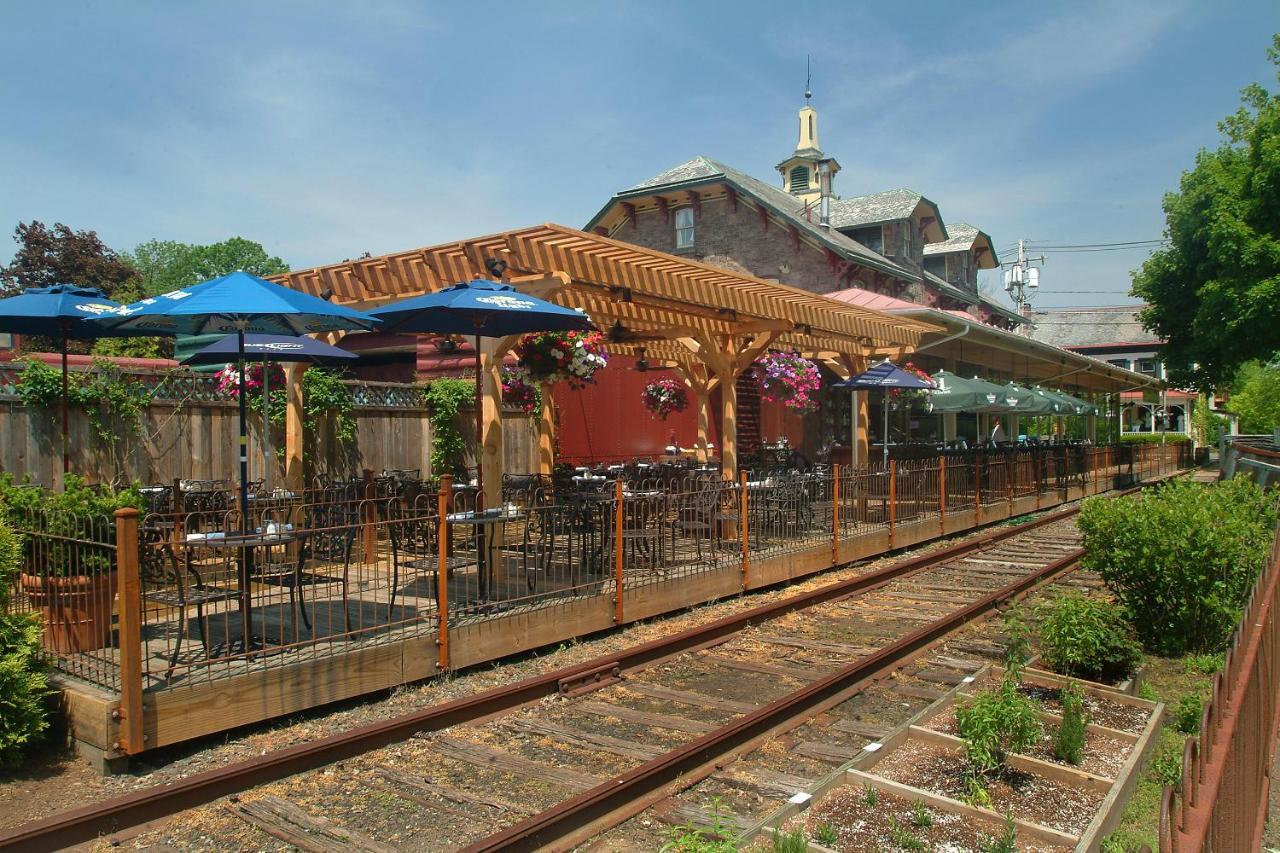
left=462, top=547, right=1085, bottom=851
left=0, top=501, right=1095, bottom=851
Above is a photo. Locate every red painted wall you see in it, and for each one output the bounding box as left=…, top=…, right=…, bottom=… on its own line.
left=552, top=356, right=718, bottom=463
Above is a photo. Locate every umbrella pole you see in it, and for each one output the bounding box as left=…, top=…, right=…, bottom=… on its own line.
left=237, top=330, right=250, bottom=533
left=61, top=336, right=70, bottom=477
left=262, top=360, right=271, bottom=494
left=883, top=392, right=889, bottom=465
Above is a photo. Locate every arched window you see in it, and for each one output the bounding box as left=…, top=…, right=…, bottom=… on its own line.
left=675, top=207, right=695, bottom=249
left=789, top=165, right=810, bottom=192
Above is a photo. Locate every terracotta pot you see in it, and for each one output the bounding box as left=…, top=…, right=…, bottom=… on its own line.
left=20, top=570, right=118, bottom=653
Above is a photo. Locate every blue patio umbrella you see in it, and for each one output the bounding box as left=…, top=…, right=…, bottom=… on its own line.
left=90, top=272, right=379, bottom=530
left=0, top=284, right=123, bottom=474
left=182, top=333, right=357, bottom=491
left=832, top=361, right=937, bottom=464
left=368, top=279, right=593, bottom=495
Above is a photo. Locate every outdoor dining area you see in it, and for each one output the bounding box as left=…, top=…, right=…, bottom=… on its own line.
left=0, top=224, right=1188, bottom=762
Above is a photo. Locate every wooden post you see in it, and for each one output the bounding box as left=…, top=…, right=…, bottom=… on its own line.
left=832, top=466, right=840, bottom=565
left=938, top=456, right=947, bottom=535
left=361, top=469, right=377, bottom=560
left=1034, top=450, right=1042, bottom=509
left=854, top=390, right=870, bottom=468
left=975, top=456, right=982, bottom=526
left=888, top=460, right=897, bottom=549
left=537, top=391, right=555, bottom=476
left=114, top=508, right=144, bottom=755
left=282, top=362, right=306, bottom=491
left=695, top=389, right=711, bottom=464
left=478, top=337, right=506, bottom=506
left=1007, top=456, right=1014, bottom=517
left=613, top=477, right=624, bottom=624
left=720, top=372, right=738, bottom=481
left=739, top=469, right=749, bottom=589
left=437, top=474, right=451, bottom=671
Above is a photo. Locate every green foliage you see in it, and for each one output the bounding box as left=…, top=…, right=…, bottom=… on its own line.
left=1036, top=592, right=1143, bottom=683
left=963, top=772, right=993, bottom=808
left=1137, top=681, right=1158, bottom=702
left=301, top=368, right=356, bottom=444
left=813, top=822, right=839, bottom=846
left=1001, top=605, right=1031, bottom=682
left=658, top=797, right=738, bottom=852
left=1100, top=835, right=1127, bottom=853
left=769, top=827, right=807, bottom=853
left=955, top=680, right=1042, bottom=775
left=0, top=610, right=49, bottom=768
left=1190, top=394, right=1230, bottom=447
left=1118, top=432, right=1190, bottom=444
left=1225, top=361, right=1280, bottom=434
left=15, top=356, right=154, bottom=443
left=423, top=378, right=475, bottom=476
left=1078, top=478, right=1279, bottom=654
left=1053, top=681, right=1089, bottom=765
left=978, top=813, right=1018, bottom=853
left=1184, top=653, right=1225, bottom=675
left=0, top=474, right=144, bottom=576
left=909, top=799, right=932, bottom=828
left=862, top=782, right=878, bottom=806
left=887, top=814, right=925, bottom=851
left=0, top=514, right=21, bottom=609
left=1174, top=694, right=1204, bottom=735
left=1151, top=745, right=1183, bottom=789
left=1131, top=35, right=1280, bottom=390
left=125, top=237, right=288, bottom=298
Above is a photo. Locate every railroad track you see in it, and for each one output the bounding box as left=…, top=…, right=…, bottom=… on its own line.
left=3, top=502, right=1108, bottom=852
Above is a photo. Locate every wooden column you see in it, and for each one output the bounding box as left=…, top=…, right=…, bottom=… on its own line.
left=855, top=391, right=870, bottom=467
left=478, top=337, right=506, bottom=505
left=284, top=362, right=305, bottom=490
left=114, top=508, right=144, bottom=755
left=695, top=389, right=711, bottom=463
left=719, top=371, right=738, bottom=480
left=537, top=390, right=556, bottom=476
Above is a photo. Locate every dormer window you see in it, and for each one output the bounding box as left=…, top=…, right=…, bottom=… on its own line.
left=789, top=165, right=810, bottom=193
left=674, top=208, right=695, bottom=249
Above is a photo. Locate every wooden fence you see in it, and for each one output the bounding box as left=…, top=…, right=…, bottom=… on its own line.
left=0, top=375, right=539, bottom=487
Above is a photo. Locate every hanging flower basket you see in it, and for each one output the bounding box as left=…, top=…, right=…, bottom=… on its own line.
left=215, top=362, right=285, bottom=396
left=753, top=351, right=822, bottom=413
left=887, top=361, right=934, bottom=407
left=641, top=379, right=689, bottom=420
left=512, top=331, right=608, bottom=388
left=501, top=367, right=541, bottom=414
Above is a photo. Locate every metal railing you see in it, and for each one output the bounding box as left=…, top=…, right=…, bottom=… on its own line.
left=1160, top=526, right=1280, bottom=852
left=4, top=441, right=1191, bottom=754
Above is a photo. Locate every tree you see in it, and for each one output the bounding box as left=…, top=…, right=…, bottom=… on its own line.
left=0, top=222, right=141, bottom=354
left=93, top=237, right=290, bottom=359
left=1131, top=35, right=1280, bottom=391
left=1224, top=361, right=1280, bottom=433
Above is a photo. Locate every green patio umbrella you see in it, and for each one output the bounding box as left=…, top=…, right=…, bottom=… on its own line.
left=1002, top=382, right=1055, bottom=415
left=926, top=370, right=1015, bottom=413
left=1052, top=390, right=1099, bottom=416
left=1032, top=386, right=1081, bottom=415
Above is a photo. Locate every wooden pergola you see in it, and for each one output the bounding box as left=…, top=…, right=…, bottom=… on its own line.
left=270, top=223, right=941, bottom=496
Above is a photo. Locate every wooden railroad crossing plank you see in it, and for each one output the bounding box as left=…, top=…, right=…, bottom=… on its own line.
left=227, top=794, right=398, bottom=853
left=828, top=719, right=891, bottom=739
left=792, top=741, right=861, bottom=762
left=430, top=736, right=605, bottom=791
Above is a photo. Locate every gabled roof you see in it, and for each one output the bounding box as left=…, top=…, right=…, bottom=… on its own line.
left=923, top=222, right=1000, bottom=269
left=1025, top=305, right=1159, bottom=350
left=828, top=189, right=947, bottom=241
left=589, top=156, right=915, bottom=281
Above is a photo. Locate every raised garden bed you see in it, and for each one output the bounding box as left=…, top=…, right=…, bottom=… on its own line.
left=748, top=665, right=1163, bottom=851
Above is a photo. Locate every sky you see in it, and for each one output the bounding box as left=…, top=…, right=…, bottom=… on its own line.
left=1, top=1, right=1277, bottom=311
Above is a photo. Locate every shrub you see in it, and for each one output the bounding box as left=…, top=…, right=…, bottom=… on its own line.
left=0, top=610, right=49, bottom=767
left=1053, top=681, right=1088, bottom=765
left=1077, top=478, right=1279, bottom=655
left=1118, top=432, right=1190, bottom=444
left=1036, top=592, right=1142, bottom=683
left=1001, top=606, right=1031, bottom=682
left=978, top=813, right=1018, bottom=853
left=769, top=828, right=807, bottom=853
left=1151, top=745, right=1183, bottom=789
left=955, top=680, right=1042, bottom=775
left=1184, top=653, right=1224, bottom=675
left=1174, top=694, right=1204, bottom=735
left=3, top=475, right=145, bottom=577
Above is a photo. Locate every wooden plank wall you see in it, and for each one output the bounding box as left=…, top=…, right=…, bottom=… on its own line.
left=0, top=396, right=538, bottom=487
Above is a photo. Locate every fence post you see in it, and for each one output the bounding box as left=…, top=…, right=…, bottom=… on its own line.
left=740, top=469, right=749, bottom=590
left=1033, top=450, right=1042, bottom=509
left=888, top=460, right=897, bottom=549
left=1007, top=456, right=1014, bottom=517
left=436, top=474, right=451, bottom=672
left=613, top=477, right=625, bottom=623
left=939, top=456, right=947, bottom=535
left=974, top=456, right=982, bottom=527
left=832, top=466, right=840, bottom=565
left=114, top=508, right=144, bottom=755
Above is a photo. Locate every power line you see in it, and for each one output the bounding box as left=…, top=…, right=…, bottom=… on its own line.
left=1028, top=239, right=1165, bottom=249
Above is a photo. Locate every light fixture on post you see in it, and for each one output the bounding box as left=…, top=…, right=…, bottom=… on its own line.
left=484, top=257, right=508, bottom=279
left=635, top=347, right=649, bottom=372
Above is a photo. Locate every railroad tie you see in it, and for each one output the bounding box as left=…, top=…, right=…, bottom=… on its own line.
left=428, top=735, right=606, bottom=791
left=227, top=794, right=397, bottom=853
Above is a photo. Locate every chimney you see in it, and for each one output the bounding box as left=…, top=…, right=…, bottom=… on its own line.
left=817, top=158, right=834, bottom=229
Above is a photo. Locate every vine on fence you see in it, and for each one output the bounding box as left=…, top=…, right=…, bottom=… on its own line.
left=14, top=356, right=152, bottom=444
left=422, top=378, right=474, bottom=475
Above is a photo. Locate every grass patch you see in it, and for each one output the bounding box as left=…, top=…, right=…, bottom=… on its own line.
left=1102, top=656, right=1217, bottom=851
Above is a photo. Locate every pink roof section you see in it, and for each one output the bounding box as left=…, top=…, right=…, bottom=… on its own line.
left=827, top=287, right=983, bottom=324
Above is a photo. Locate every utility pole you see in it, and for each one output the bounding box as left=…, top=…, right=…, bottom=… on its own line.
left=1002, top=239, right=1047, bottom=325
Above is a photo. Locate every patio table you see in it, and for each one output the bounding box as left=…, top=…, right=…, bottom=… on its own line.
left=445, top=507, right=524, bottom=602
left=186, top=530, right=299, bottom=655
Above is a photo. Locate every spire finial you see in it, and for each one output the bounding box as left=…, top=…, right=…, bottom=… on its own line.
left=804, top=56, right=812, bottom=103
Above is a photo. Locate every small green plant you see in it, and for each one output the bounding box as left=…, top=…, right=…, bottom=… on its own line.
left=1174, top=694, right=1204, bottom=735
left=813, top=822, right=839, bottom=846
left=1036, top=591, right=1142, bottom=683
left=1184, top=653, right=1225, bottom=675
left=887, top=815, right=926, bottom=851
left=422, top=378, right=476, bottom=476
left=1002, top=605, right=1031, bottom=682
left=659, top=797, right=739, bottom=852
left=862, top=782, right=878, bottom=806
left=1151, top=745, right=1184, bottom=789
left=963, top=772, right=993, bottom=808
left=955, top=680, right=1043, bottom=775
left=909, top=799, right=932, bottom=828
left=1099, top=835, right=1127, bottom=853
left=1136, top=680, right=1158, bottom=702
left=769, top=827, right=807, bottom=853
left=1053, top=681, right=1088, bottom=765
left=978, top=813, right=1018, bottom=853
